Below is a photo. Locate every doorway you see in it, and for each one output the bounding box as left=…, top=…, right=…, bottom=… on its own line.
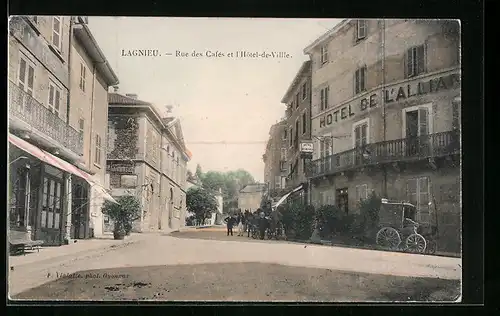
left=336, top=188, right=349, bottom=215
left=72, top=182, right=89, bottom=239
left=404, top=106, right=430, bottom=157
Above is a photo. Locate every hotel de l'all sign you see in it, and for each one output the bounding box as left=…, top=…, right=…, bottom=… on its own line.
left=314, top=69, right=461, bottom=130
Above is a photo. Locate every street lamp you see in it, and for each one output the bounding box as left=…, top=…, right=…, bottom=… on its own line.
left=9, top=156, right=29, bottom=165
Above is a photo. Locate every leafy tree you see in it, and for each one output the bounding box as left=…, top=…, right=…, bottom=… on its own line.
left=195, top=166, right=257, bottom=213
left=102, top=195, right=141, bottom=239
left=186, top=187, right=218, bottom=224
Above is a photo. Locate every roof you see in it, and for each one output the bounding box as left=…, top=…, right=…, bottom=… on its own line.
left=162, top=117, right=175, bottom=126
left=239, top=183, right=267, bottom=193
left=108, top=93, right=152, bottom=106
left=281, top=60, right=312, bottom=103
left=73, top=17, right=119, bottom=86
left=303, top=19, right=350, bottom=54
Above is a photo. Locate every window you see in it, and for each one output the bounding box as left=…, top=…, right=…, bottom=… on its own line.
left=94, top=134, right=102, bottom=165
left=280, top=148, right=287, bottom=160
left=48, top=81, right=61, bottom=117
left=18, top=56, right=35, bottom=96
left=289, top=128, right=293, bottom=147
left=320, top=86, right=329, bottom=111
left=355, top=184, right=368, bottom=201
left=52, top=16, right=62, bottom=50
left=302, top=82, right=308, bottom=100
left=406, top=44, right=426, bottom=78
left=40, top=177, right=62, bottom=229
left=295, top=93, right=300, bottom=109
left=320, top=45, right=328, bottom=64
left=319, top=137, right=331, bottom=158
left=294, top=120, right=299, bottom=148
left=275, top=176, right=281, bottom=189
left=79, top=63, right=86, bottom=92
left=280, top=161, right=286, bottom=171
left=336, top=188, right=349, bottom=214
left=353, top=119, right=369, bottom=147
left=403, top=104, right=431, bottom=138
left=302, top=111, right=307, bottom=134
left=407, top=177, right=431, bottom=224
left=356, top=20, right=367, bottom=40
left=355, top=66, right=366, bottom=95
left=283, top=129, right=287, bottom=140
left=78, top=118, right=85, bottom=138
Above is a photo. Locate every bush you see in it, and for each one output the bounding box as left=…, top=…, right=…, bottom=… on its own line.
left=102, top=195, right=141, bottom=238
left=282, top=202, right=315, bottom=240
left=358, top=192, right=382, bottom=240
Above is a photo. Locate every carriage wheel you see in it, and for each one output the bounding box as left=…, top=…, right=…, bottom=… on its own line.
left=376, top=227, right=401, bottom=250
left=406, top=234, right=427, bottom=253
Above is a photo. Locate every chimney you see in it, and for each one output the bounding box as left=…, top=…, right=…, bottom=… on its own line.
left=112, top=86, right=119, bottom=93
left=126, top=93, right=138, bottom=100
left=166, top=105, right=173, bottom=113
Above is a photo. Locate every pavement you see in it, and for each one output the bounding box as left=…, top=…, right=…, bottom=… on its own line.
left=8, top=230, right=462, bottom=301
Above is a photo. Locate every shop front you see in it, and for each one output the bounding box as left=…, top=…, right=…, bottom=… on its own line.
left=8, top=133, right=117, bottom=246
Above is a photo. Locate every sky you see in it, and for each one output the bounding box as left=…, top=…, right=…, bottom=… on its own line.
left=88, top=17, right=342, bottom=182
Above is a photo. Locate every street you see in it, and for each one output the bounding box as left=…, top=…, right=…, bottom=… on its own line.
left=10, top=229, right=461, bottom=302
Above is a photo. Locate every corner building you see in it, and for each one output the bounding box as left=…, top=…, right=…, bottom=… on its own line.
left=305, top=19, right=461, bottom=253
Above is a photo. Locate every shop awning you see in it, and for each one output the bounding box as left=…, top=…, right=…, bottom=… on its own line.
left=273, top=184, right=304, bottom=208
left=9, top=133, right=118, bottom=204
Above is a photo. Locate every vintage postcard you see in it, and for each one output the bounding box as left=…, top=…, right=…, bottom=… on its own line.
left=7, top=17, right=461, bottom=302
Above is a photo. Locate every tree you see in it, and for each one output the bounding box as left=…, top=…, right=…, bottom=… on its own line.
left=186, top=187, right=218, bottom=224
left=102, top=195, right=141, bottom=240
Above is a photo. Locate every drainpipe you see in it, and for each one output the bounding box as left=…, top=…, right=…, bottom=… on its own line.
left=66, top=17, right=73, bottom=125
left=381, top=19, right=388, bottom=197
left=88, top=64, right=97, bottom=170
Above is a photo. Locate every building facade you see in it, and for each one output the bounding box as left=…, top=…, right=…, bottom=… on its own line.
left=69, top=17, right=119, bottom=238
left=304, top=19, right=461, bottom=253
left=238, top=184, right=267, bottom=212
left=262, top=120, right=287, bottom=198
left=8, top=16, right=117, bottom=246
left=281, top=60, right=312, bottom=196
left=106, top=93, right=191, bottom=233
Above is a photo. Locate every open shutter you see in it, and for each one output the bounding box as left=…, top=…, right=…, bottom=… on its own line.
left=416, top=44, right=425, bottom=75
left=418, top=177, right=431, bottom=224
left=354, top=69, right=360, bottom=94
left=406, top=179, right=418, bottom=205
left=418, top=107, right=429, bottom=136
left=406, top=48, right=413, bottom=78
left=361, top=124, right=367, bottom=146
left=27, top=65, right=34, bottom=96
left=320, top=88, right=324, bottom=110
left=360, top=66, right=366, bottom=91
left=55, top=89, right=61, bottom=116
left=354, top=125, right=361, bottom=147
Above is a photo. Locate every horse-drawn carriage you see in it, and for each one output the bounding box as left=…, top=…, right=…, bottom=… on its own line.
left=375, top=199, right=437, bottom=254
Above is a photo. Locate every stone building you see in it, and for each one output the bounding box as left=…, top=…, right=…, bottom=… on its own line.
left=106, top=93, right=191, bottom=232
left=8, top=16, right=117, bottom=246
left=304, top=19, right=461, bottom=253
left=262, top=120, right=287, bottom=198
left=281, top=60, right=312, bottom=201
left=238, top=183, right=268, bottom=212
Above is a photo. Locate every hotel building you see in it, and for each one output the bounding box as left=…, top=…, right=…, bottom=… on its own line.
left=304, top=19, right=461, bottom=253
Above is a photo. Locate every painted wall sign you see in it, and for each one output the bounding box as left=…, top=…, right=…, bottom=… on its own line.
left=318, top=73, right=460, bottom=129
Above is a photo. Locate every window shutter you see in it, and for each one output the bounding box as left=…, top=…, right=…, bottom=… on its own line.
left=361, top=124, right=367, bottom=145
left=55, top=89, right=61, bottom=114
left=418, top=177, right=431, bottom=224
left=27, top=66, right=34, bottom=95
left=354, top=126, right=360, bottom=147
left=360, top=66, right=366, bottom=91
left=418, top=107, right=429, bottom=136
left=407, top=48, right=414, bottom=78
left=326, top=86, right=329, bottom=109
left=354, top=69, right=359, bottom=94
left=406, top=179, right=418, bottom=204
left=423, top=39, right=428, bottom=73
left=320, top=88, right=324, bottom=110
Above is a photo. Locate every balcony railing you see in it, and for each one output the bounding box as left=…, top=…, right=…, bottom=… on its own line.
left=307, top=131, right=460, bottom=178
left=9, top=81, right=83, bottom=155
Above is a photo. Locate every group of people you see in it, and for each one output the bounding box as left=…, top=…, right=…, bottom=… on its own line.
left=224, top=207, right=283, bottom=240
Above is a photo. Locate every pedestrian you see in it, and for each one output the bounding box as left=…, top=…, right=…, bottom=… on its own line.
left=257, top=208, right=268, bottom=240
left=224, top=213, right=236, bottom=236
left=236, top=210, right=244, bottom=236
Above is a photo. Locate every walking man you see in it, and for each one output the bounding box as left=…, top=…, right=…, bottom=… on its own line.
left=224, top=214, right=236, bottom=236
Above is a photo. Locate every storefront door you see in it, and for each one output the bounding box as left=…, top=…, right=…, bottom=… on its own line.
left=40, top=175, right=63, bottom=245
left=72, top=183, right=89, bottom=239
